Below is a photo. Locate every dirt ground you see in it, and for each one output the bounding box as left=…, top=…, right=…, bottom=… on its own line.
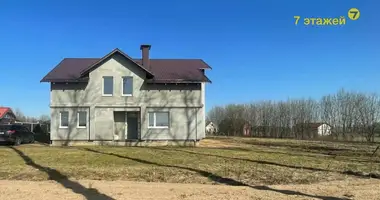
left=198, top=138, right=250, bottom=148
left=0, top=178, right=379, bottom=200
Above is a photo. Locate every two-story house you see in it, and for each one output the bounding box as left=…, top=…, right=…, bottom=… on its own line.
left=41, top=45, right=211, bottom=146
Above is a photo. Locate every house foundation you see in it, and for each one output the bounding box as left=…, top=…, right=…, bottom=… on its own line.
left=50, top=140, right=199, bottom=147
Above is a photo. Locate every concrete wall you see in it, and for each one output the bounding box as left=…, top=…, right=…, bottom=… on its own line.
left=50, top=53, right=206, bottom=142
left=141, top=107, right=202, bottom=140
left=93, top=107, right=114, bottom=140
left=50, top=107, right=90, bottom=140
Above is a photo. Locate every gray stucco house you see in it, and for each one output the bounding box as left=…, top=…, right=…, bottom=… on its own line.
left=41, top=45, right=211, bottom=146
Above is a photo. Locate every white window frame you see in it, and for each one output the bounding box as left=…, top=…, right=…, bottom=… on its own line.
left=121, top=76, right=133, bottom=96
left=77, top=111, right=87, bottom=128
left=102, top=76, right=113, bottom=96
left=59, top=111, right=69, bottom=129
left=148, top=112, right=169, bottom=129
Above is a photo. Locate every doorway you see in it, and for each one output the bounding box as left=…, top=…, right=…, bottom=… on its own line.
left=125, top=112, right=139, bottom=140
left=113, top=111, right=139, bottom=140
left=113, top=111, right=125, bottom=140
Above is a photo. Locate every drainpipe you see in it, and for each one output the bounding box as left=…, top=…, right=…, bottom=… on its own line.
left=195, top=108, right=198, bottom=145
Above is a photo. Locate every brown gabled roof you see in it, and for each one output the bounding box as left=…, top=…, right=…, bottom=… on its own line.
left=134, top=59, right=211, bottom=83
left=40, top=48, right=211, bottom=83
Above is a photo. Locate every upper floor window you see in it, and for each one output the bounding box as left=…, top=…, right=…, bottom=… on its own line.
left=122, top=76, right=133, bottom=96
left=103, top=76, right=113, bottom=96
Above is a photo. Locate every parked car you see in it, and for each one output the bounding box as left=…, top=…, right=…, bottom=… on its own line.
left=0, top=124, right=35, bottom=145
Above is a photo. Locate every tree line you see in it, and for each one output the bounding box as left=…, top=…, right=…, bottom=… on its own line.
left=0, top=106, right=49, bottom=123
left=12, top=108, right=50, bottom=123
left=207, top=89, right=380, bottom=142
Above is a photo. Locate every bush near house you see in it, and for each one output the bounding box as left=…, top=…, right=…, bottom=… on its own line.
left=32, top=124, right=50, bottom=144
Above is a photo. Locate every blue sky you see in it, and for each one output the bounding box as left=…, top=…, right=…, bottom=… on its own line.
left=0, top=0, right=378, bottom=117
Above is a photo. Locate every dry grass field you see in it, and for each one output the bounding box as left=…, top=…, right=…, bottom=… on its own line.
left=0, top=137, right=379, bottom=185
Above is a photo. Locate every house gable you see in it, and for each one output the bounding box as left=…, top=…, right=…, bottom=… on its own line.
left=90, top=53, right=148, bottom=81
left=0, top=107, right=16, bottom=124
left=0, top=107, right=14, bottom=119
left=80, top=48, right=154, bottom=79
left=81, top=52, right=149, bottom=104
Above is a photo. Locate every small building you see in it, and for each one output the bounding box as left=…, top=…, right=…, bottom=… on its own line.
left=205, top=122, right=217, bottom=135
left=0, top=107, right=16, bottom=124
left=294, top=122, right=332, bottom=136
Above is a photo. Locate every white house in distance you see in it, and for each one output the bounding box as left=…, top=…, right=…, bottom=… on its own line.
left=295, top=123, right=332, bottom=136
left=316, top=123, right=332, bottom=136
left=205, top=122, right=217, bottom=135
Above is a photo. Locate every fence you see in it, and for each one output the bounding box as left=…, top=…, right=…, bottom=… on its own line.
left=14, top=121, right=50, bottom=143
left=14, top=121, right=50, bottom=133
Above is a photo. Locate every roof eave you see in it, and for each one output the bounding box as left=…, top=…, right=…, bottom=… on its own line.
left=200, top=59, right=212, bottom=70
left=146, top=79, right=211, bottom=84
left=40, top=78, right=89, bottom=83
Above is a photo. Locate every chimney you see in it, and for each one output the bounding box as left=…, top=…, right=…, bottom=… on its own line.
left=140, top=44, right=151, bottom=68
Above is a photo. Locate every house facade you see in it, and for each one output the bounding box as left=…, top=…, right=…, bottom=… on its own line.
left=0, top=107, right=16, bottom=125
left=41, top=45, right=211, bottom=146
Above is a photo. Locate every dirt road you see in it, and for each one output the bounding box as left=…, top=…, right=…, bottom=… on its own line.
left=0, top=178, right=379, bottom=200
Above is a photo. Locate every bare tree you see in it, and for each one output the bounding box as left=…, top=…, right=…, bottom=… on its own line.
left=13, top=108, right=26, bottom=121
left=207, top=106, right=226, bottom=131
left=357, top=93, right=380, bottom=142
left=207, top=88, right=380, bottom=142
left=39, top=114, right=51, bottom=122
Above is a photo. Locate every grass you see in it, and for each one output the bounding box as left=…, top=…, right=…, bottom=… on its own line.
left=0, top=137, right=379, bottom=186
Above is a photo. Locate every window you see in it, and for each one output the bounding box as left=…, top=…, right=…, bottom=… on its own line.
left=77, top=111, right=87, bottom=128
left=103, top=76, right=113, bottom=96
left=148, top=112, right=169, bottom=128
left=122, top=76, right=133, bottom=96
left=60, top=111, right=69, bottom=128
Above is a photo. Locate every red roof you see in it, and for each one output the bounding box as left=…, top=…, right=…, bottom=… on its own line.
left=0, top=107, right=12, bottom=119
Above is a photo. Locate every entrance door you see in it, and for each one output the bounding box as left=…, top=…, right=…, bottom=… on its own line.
left=125, top=112, right=138, bottom=140
left=113, top=111, right=126, bottom=140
